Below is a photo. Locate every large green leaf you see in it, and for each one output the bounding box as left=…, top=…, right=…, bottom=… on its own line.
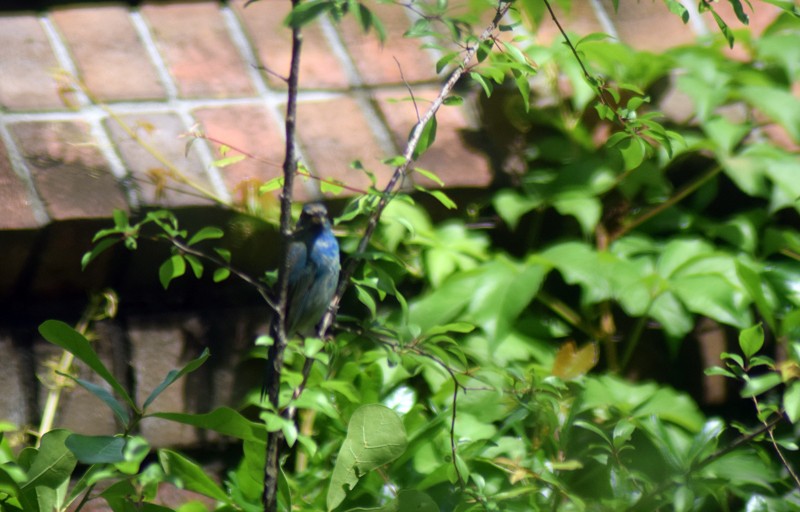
left=149, top=408, right=266, bottom=443
left=327, top=405, right=408, bottom=511
left=409, top=256, right=548, bottom=341
left=38, top=320, right=135, bottom=410
left=65, top=435, right=125, bottom=464
left=159, top=449, right=230, bottom=503
left=19, top=430, right=77, bottom=512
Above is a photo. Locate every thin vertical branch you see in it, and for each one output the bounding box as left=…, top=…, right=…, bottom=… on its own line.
left=262, top=0, right=304, bottom=509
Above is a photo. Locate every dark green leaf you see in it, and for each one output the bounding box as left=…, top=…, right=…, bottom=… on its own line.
left=65, top=435, right=125, bottom=464
left=38, top=320, right=135, bottom=409
left=159, top=449, right=230, bottom=502
left=412, top=116, right=437, bottom=160
left=143, top=348, right=210, bottom=410
left=81, top=237, right=119, bottom=270
left=284, top=0, right=332, bottom=28
left=149, top=408, right=266, bottom=443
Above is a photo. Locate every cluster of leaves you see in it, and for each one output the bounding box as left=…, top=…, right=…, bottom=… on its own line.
left=2, top=0, right=800, bottom=511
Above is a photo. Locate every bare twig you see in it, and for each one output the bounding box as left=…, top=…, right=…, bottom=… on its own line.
left=751, top=397, right=800, bottom=488
left=610, top=164, right=723, bottom=241
left=168, top=236, right=276, bottom=310
left=394, top=56, right=420, bottom=122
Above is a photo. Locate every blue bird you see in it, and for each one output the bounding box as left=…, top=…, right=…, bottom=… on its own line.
left=283, top=202, right=340, bottom=337
left=262, top=203, right=339, bottom=402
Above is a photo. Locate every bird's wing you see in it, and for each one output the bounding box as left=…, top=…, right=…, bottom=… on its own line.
left=285, top=237, right=316, bottom=334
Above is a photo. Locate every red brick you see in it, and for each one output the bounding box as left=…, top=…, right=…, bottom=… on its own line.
left=607, top=2, right=696, bottom=51
left=521, top=3, right=604, bottom=47
left=0, top=14, right=65, bottom=110
left=295, top=96, right=390, bottom=192
left=141, top=2, right=254, bottom=98
left=192, top=104, right=310, bottom=202
left=0, top=141, right=42, bottom=229
left=375, top=87, right=491, bottom=188
left=338, top=1, right=439, bottom=86
left=51, top=6, right=166, bottom=102
left=104, top=113, right=213, bottom=207
left=36, top=342, right=119, bottom=436
left=0, top=336, right=29, bottom=427
left=129, top=318, right=200, bottom=447
left=231, top=0, right=349, bottom=90
left=9, top=121, right=129, bottom=220
left=706, top=2, right=782, bottom=60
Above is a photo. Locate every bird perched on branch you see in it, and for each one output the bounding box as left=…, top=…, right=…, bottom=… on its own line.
left=262, top=203, right=340, bottom=402
left=283, top=202, right=340, bottom=337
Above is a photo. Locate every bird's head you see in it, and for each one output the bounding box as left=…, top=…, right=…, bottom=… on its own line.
left=297, top=203, right=331, bottom=229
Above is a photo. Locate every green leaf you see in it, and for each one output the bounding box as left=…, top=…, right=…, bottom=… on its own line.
left=671, top=274, right=751, bottom=328
left=395, top=490, right=439, bottom=512
left=710, top=8, right=735, bottom=48
left=741, top=373, right=782, bottom=397
left=149, top=408, right=266, bottom=443
left=739, top=324, right=765, bottom=360
left=115, top=436, right=150, bottom=475
left=736, top=262, right=775, bottom=332
left=728, top=0, right=750, bottom=25
left=739, top=86, right=800, bottom=143
left=664, top=0, right=689, bottom=22
left=355, top=284, right=377, bottom=319
left=184, top=254, right=203, bottom=279
left=260, top=177, right=284, bottom=194
left=81, top=237, right=119, bottom=270
left=159, top=254, right=186, bottom=289
left=213, top=267, right=230, bottom=282
left=412, top=116, right=437, bottom=160
left=187, top=226, right=224, bottom=246
left=159, top=449, right=230, bottom=502
left=320, top=179, right=345, bottom=195
left=212, top=154, right=246, bottom=168
left=112, top=208, right=128, bottom=229
left=65, top=435, right=125, bottom=464
left=143, top=348, right=210, bottom=410
left=413, top=167, right=444, bottom=187
left=425, top=189, right=456, bottom=210
left=617, top=135, right=646, bottom=171
left=784, top=381, right=800, bottom=424
left=469, top=71, right=493, bottom=97
left=493, top=189, right=540, bottom=230
left=327, top=405, right=408, bottom=511
left=70, top=376, right=130, bottom=425
left=19, top=430, right=77, bottom=512
left=285, top=0, right=332, bottom=28
left=38, top=320, right=135, bottom=410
